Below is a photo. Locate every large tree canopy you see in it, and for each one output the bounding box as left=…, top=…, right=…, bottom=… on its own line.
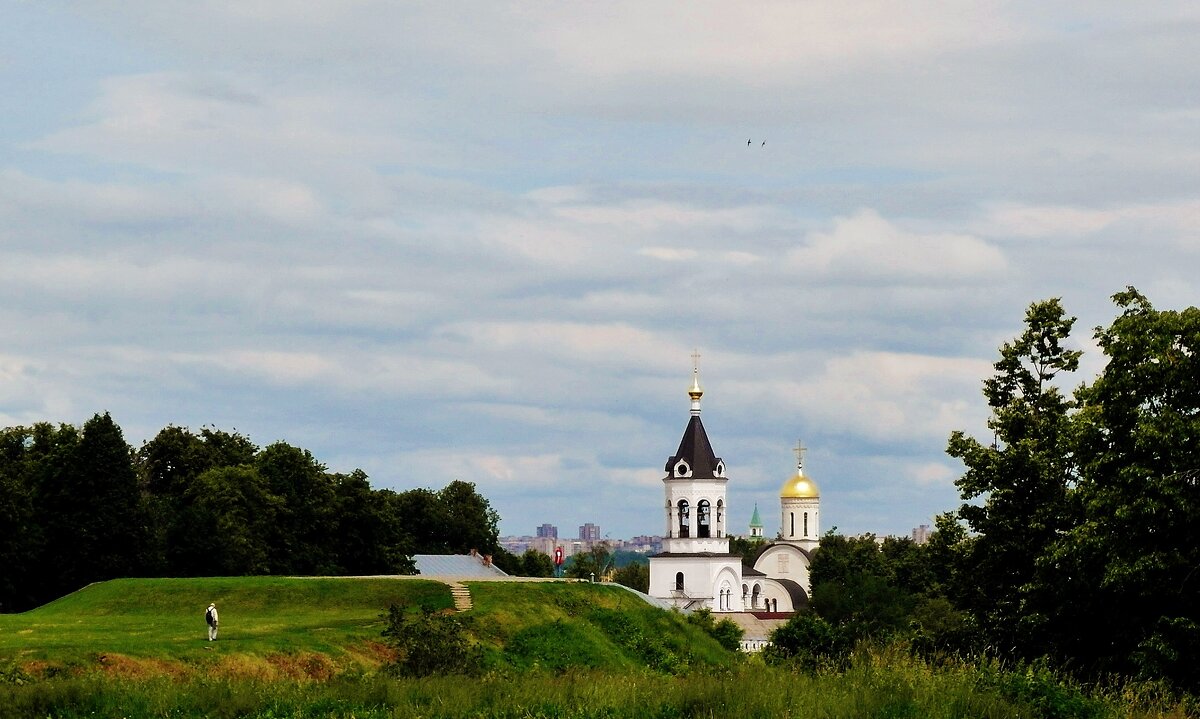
left=0, top=419, right=503, bottom=611
left=943, top=288, right=1200, bottom=689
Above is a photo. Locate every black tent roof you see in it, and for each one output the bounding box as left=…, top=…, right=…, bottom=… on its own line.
left=664, top=414, right=723, bottom=478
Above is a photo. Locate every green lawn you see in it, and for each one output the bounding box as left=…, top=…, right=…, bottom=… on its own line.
left=0, top=576, right=451, bottom=667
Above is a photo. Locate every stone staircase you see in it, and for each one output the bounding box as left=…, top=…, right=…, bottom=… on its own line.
left=448, top=581, right=472, bottom=611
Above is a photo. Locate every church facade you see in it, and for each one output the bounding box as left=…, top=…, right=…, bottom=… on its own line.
left=648, top=364, right=821, bottom=614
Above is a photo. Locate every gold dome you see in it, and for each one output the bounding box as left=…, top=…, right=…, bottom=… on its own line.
left=780, top=472, right=820, bottom=499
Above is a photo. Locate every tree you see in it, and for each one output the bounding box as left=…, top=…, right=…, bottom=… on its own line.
left=566, top=543, right=614, bottom=580
left=612, top=561, right=649, bottom=592
left=38, top=414, right=150, bottom=597
left=330, top=473, right=414, bottom=575
left=764, top=612, right=851, bottom=672
left=947, top=298, right=1080, bottom=660
left=519, top=548, right=556, bottom=578
left=1049, top=288, right=1200, bottom=687
left=174, top=466, right=281, bottom=576
left=0, top=426, right=41, bottom=611
left=255, top=442, right=337, bottom=574
left=437, top=480, right=501, bottom=556
left=729, top=536, right=766, bottom=565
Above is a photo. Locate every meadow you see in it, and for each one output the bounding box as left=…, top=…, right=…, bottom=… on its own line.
left=0, top=577, right=1191, bottom=718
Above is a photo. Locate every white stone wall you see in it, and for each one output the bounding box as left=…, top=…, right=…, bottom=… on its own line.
left=649, top=554, right=743, bottom=612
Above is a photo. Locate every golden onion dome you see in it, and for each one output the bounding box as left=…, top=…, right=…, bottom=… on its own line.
left=780, top=472, right=820, bottom=499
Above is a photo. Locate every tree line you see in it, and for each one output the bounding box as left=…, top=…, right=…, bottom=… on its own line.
left=0, top=420, right=504, bottom=612
left=770, top=287, right=1200, bottom=694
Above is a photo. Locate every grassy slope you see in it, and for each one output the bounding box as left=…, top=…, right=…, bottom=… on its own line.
left=0, top=578, right=729, bottom=676
left=0, top=577, right=451, bottom=669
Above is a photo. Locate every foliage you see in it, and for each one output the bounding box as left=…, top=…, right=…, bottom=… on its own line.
left=0, top=416, right=508, bottom=610
left=565, top=543, right=615, bottom=580
left=685, top=608, right=744, bottom=652
left=518, top=548, right=556, bottom=578
left=945, top=288, right=1200, bottom=692
left=947, top=298, right=1081, bottom=661
left=381, top=605, right=483, bottom=677
left=612, top=561, right=649, bottom=593
left=729, top=536, right=767, bottom=565
left=763, top=612, right=851, bottom=671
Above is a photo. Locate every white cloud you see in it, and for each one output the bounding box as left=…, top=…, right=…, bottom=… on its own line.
left=732, top=350, right=993, bottom=443
left=789, top=209, right=1007, bottom=283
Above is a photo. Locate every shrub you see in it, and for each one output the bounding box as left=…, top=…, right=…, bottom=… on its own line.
left=763, top=611, right=851, bottom=672
left=685, top=608, right=744, bottom=652
left=380, top=605, right=482, bottom=677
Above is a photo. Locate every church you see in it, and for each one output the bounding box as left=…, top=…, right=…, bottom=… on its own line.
left=648, top=362, right=821, bottom=615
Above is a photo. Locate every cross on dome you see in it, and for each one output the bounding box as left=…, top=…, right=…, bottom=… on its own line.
left=793, top=439, right=807, bottom=471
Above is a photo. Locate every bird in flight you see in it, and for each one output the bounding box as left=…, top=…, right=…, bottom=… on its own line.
left=747, top=138, right=752, bottom=146
left=762, top=141, right=766, bottom=146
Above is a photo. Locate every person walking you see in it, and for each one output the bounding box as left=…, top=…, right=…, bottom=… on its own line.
left=205, top=602, right=219, bottom=641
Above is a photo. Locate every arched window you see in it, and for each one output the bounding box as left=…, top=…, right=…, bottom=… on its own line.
left=716, top=499, right=724, bottom=537
left=742, top=583, right=748, bottom=599
left=675, top=572, right=684, bottom=591
left=751, top=584, right=761, bottom=609
left=677, top=499, right=690, bottom=538
left=697, top=499, right=711, bottom=538
left=804, top=512, right=809, bottom=537
left=790, top=512, right=795, bottom=537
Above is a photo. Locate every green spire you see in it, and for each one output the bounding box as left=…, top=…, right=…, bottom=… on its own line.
left=749, top=502, right=763, bottom=528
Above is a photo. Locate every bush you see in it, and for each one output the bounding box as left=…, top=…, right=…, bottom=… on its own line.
left=764, top=612, right=851, bottom=672
left=685, top=608, right=744, bottom=652
left=380, top=604, right=483, bottom=677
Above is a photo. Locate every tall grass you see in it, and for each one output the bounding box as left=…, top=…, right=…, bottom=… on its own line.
left=1, top=649, right=1190, bottom=719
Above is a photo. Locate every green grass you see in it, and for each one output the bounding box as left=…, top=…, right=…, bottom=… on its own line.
left=1, top=578, right=1191, bottom=718
left=0, top=576, right=451, bottom=669
left=468, top=582, right=732, bottom=673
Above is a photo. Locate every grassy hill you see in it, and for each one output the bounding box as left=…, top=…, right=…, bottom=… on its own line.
left=0, top=577, right=729, bottom=678
left=0, top=578, right=1183, bottom=719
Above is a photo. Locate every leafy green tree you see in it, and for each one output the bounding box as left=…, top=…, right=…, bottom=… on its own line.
left=520, top=548, right=556, bottom=578
left=0, top=426, right=41, bottom=611
left=1049, top=288, right=1200, bottom=687
left=393, top=488, right=449, bottom=554
left=764, top=612, right=851, bottom=672
left=729, top=536, right=766, bottom=565
left=566, top=543, right=614, bottom=580
left=255, top=442, right=337, bottom=574
left=174, top=466, right=281, bottom=576
left=38, top=414, right=150, bottom=597
left=808, top=531, right=886, bottom=588
left=330, top=473, right=414, bottom=575
left=947, top=298, right=1080, bottom=660
left=437, top=480, right=501, bottom=556
left=612, top=561, right=649, bottom=592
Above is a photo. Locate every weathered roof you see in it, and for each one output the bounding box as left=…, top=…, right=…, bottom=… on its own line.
left=412, top=554, right=509, bottom=578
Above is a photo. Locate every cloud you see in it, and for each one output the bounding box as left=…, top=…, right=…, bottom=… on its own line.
left=788, top=209, right=1007, bottom=283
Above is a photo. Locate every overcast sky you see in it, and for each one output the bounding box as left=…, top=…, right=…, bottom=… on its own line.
left=2, top=2, right=1198, bottom=540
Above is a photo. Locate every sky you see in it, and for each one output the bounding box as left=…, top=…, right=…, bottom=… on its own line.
left=2, top=2, right=1198, bottom=541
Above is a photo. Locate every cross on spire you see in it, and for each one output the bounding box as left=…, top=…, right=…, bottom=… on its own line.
left=691, top=349, right=701, bottom=372
left=793, top=439, right=807, bottom=471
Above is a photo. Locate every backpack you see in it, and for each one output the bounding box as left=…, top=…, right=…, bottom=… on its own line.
left=206, top=607, right=216, bottom=626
